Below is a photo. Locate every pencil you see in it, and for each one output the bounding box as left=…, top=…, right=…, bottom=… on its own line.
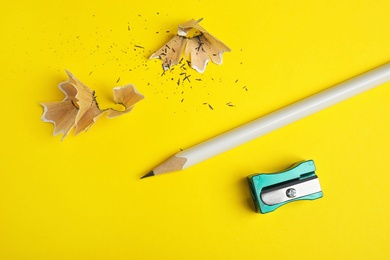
left=141, top=63, right=390, bottom=179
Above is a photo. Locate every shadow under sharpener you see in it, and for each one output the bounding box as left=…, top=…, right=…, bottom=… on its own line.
left=247, top=160, right=323, bottom=214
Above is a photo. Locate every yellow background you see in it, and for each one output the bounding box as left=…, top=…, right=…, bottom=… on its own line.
left=1, top=0, right=390, bottom=259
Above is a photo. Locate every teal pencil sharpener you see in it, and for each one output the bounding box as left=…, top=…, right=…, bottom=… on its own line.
left=247, top=160, right=323, bottom=214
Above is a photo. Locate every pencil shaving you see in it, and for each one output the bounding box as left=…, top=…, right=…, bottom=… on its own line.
left=150, top=19, right=230, bottom=73
left=41, top=71, right=144, bottom=140
left=150, top=35, right=186, bottom=71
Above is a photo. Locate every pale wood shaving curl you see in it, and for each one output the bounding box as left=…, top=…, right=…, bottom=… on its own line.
left=41, top=71, right=144, bottom=140
left=150, top=19, right=231, bottom=73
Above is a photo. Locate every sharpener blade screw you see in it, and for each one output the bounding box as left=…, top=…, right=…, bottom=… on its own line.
left=286, top=188, right=297, bottom=198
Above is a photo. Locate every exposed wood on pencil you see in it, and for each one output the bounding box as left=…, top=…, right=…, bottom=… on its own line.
left=141, top=156, right=187, bottom=178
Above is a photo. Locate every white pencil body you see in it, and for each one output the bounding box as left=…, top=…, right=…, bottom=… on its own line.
left=178, top=63, right=390, bottom=169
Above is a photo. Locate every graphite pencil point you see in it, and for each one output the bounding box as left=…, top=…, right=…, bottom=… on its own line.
left=141, top=171, right=155, bottom=179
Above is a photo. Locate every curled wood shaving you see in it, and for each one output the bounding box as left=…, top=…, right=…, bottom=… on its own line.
left=41, top=71, right=144, bottom=140
left=150, top=18, right=231, bottom=73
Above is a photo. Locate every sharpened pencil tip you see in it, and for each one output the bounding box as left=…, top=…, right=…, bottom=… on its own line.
left=141, top=171, right=155, bottom=179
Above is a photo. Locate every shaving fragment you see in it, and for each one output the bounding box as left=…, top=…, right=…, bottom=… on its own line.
left=150, top=19, right=230, bottom=73
left=41, top=71, right=144, bottom=140
left=151, top=35, right=186, bottom=70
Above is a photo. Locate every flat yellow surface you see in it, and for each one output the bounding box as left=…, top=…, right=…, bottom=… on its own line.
left=1, top=1, right=390, bottom=259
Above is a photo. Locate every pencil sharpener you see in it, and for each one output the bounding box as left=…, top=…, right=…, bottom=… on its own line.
left=247, top=160, right=323, bottom=214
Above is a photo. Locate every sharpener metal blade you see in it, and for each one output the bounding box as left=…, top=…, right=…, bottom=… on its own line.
left=261, top=176, right=322, bottom=205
